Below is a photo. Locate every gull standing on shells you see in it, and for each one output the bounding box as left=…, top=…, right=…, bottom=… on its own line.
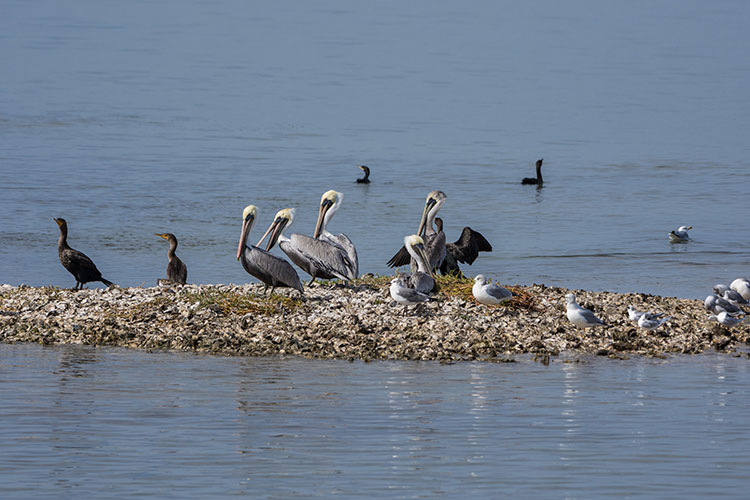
left=627, top=305, right=665, bottom=323
left=704, top=294, right=744, bottom=316
left=472, top=275, right=512, bottom=305
left=389, top=276, right=430, bottom=306
left=565, top=293, right=606, bottom=331
left=668, top=225, right=692, bottom=243
left=713, top=284, right=749, bottom=305
left=637, top=314, right=671, bottom=331
left=709, top=312, right=747, bottom=327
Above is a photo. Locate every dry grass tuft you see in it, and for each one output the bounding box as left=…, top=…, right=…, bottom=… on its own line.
left=183, top=289, right=303, bottom=316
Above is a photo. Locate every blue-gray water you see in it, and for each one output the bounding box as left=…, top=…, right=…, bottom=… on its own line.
left=2, top=343, right=750, bottom=499
left=3, top=2, right=750, bottom=497
left=2, top=0, right=749, bottom=298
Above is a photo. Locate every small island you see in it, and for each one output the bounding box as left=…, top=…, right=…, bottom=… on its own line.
left=0, top=276, right=747, bottom=361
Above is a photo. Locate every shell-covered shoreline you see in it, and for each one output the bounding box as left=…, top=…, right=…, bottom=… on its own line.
left=1, top=279, right=748, bottom=361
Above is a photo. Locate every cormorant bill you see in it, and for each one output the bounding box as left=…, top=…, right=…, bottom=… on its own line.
left=356, top=165, right=371, bottom=184
left=155, top=233, right=187, bottom=284
left=522, top=158, right=544, bottom=185
left=54, top=218, right=115, bottom=290
left=435, top=217, right=493, bottom=277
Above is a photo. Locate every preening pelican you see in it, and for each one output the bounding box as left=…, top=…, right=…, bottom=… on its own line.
left=155, top=233, right=187, bottom=284
left=259, top=208, right=356, bottom=285
left=522, top=158, right=544, bottom=185
left=314, top=190, right=358, bottom=279
left=434, top=217, right=492, bottom=277
left=402, top=234, right=435, bottom=294
left=356, top=165, right=371, bottom=184
left=54, top=218, right=115, bottom=289
left=387, top=190, right=447, bottom=273
left=236, top=205, right=304, bottom=296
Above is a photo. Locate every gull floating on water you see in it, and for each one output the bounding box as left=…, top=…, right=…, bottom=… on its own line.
left=704, top=294, right=743, bottom=316
left=389, top=276, right=430, bottom=306
left=730, top=278, right=750, bottom=301
left=627, top=305, right=665, bottom=323
left=472, top=275, right=512, bottom=305
left=709, top=311, right=747, bottom=327
left=668, top=226, right=692, bottom=243
left=713, top=284, right=749, bottom=305
left=637, top=313, right=671, bottom=331
left=565, top=293, right=606, bottom=330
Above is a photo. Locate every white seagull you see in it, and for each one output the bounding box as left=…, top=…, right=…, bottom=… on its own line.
left=627, top=305, right=666, bottom=323
left=713, top=284, right=749, bottom=305
left=637, top=314, right=671, bottom=331
left=472, top=275, right=512, bottom=305
left=709, top=312, right=747, bottom=327
left=704, top=294, right=743, bottom=316
left=389, top=276, right=430, bottom=306
left=668, top=225, right=692, bottom=243
left=565, top=293, right=606, bottom=331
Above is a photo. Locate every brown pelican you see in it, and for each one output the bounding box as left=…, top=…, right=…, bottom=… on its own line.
left=356, top=165, right=371, bottom=184
left=258, top=208, right=356, bottom=285
left=522, top=158, right=544, bottom=185
left=402, top=234, right=435, bottom=294
left=313, top=190, right=358, bottom=279
left=54, top=218, right=115, bottom=289
left=155, top=233, right=187, bottom=284
left=435, top=217, right=492, bottom=277
left=236, top=205, right=304, bottom=296
left=387, top=190, right=446, bottom=272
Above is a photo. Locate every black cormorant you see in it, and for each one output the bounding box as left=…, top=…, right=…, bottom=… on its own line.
left=522, top=158, right=544, bottom=185
left=435, top=217, right=493, bottom=277
left=356, top=165, right=371, bottom=184
left=54, top=218, right=114, bottom=289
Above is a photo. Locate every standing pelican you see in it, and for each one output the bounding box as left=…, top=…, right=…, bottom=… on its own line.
left=435, top=217, right=492, bottom=277
left=155, top=233, right=187, bottom=284
left=313, top=190, right=358, bottom=279
left=522, top=158, right=544, bottom=185
left=402, top=234, right=435, bottom=294
left=356, top=165, right=371, bottom=184
left=259, top=208, right=356, bottom=285
left=54, top=218, right=115, bottom=289
left=387, top=190, right=447, bottom=273
left=236, top=205, right=304, bottom=296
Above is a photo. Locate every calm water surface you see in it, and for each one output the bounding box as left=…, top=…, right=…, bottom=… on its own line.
left=1, top=343, right=749, bottom=498
left=2, top=0, right=750, bottom=298
left=2, top=3, right=750, bottom=497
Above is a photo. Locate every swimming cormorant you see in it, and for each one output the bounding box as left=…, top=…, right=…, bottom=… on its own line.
left=522, top=159, right=544, bottom=185
left=356, top=165, right=371, bottom=184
